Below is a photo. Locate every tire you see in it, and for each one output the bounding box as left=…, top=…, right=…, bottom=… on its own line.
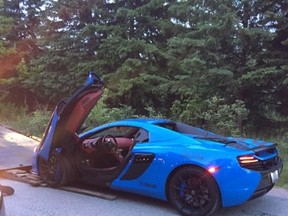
left=168, top=166, right=220, bottom=216
left=38, top=151, right=68, bottom=186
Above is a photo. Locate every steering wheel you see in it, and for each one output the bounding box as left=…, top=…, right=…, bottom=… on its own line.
left=99, top=135, right=118, bottom=154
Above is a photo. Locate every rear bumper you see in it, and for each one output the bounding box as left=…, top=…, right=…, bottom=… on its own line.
left=249, top=158, right=283, bottom=200
left=216, top=156, right=283, bottom=208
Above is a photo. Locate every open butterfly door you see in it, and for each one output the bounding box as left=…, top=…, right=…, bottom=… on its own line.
left=37, top=73, right=105, bottom=161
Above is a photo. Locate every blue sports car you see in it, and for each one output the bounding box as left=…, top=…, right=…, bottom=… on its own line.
left=32, top=73, right=283, bottom=216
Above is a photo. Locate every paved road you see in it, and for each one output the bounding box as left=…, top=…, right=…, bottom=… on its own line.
left=0, top=178, right=288, bottom=216
left=0, top=125, right=288, bottom=216
left=0, top=125, right=38, bottom=170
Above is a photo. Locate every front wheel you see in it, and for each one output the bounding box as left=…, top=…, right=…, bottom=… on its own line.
left=168, top=167, right=220, bottom=216
left=38, top=151, right=68, bottom=186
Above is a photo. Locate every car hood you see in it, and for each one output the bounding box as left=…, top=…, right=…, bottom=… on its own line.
left=38, top=72, right=104, bottom=161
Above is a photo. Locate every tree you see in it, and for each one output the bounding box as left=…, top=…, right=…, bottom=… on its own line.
left=25, top=0, right=112, bottom=105
left=234, top=0, right=288, bottom=132
left=1, top=0, right=287, bottom=135
left=94, top=0, right=177, bottom=115
left=0, top=0, right=43, bottom=108
left=166, top=0, right=239, bottom=125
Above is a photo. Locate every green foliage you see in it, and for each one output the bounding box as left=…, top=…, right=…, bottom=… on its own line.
left=170, top=96, right=249, bottom=136
left=275, top=139, right=288, bottom=189
left=144, top=106, right=165, bottom=119
left=84, top=96, right=137, bottom=130
left=17, top=58, right=29, bottom=79
left=0, top=102, right=51, bottom=137
left=24, top=110, right=52, bottom=137
left=0, top=0, right=288, bottom=138
left=202, top=97, right=249, bottom=136
left=170, top=98, right=204, bottom=126
left=0, top=102, right=26, bottom=121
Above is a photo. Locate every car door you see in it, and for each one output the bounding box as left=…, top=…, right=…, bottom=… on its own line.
left=38, top=73, right=105, bottom=161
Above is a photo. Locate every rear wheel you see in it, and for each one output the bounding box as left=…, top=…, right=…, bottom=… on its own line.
left=168, top=167, right=220, bottom=216
left=38, top=151, right=68, bottom=186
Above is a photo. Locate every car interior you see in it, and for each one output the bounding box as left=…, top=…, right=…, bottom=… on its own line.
left=77, top=126, right=149, bottom=169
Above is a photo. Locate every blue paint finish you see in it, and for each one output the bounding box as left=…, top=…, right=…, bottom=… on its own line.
left=110, top=137, right=278, bottom=206
left=32, top=72, right=104, bottom=172
left=221, top=168, right=261, bottom=205
left=210, top=157, right=262, bottom=207
left=38, top=112, right=59, bottom=161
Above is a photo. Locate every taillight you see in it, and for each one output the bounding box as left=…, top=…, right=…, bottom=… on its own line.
left=238, top=153, right=280, bottom=171
left=238, top=155, right=259, bottom=165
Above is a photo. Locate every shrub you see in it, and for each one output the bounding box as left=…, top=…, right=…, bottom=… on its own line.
left=0, top=102, right=51, bottom=138
left=25, top=110, right=52, bottom=137
left=84, top=99, right=137, bottom=130
left=202, top=97, right=249, bottom=136
left=170, top=97, right=249, bottom=136
left=144, top=106, right=165, bottom=119
left=170, top=98, right=204, bottom=126
left=268, top=140, right=288, bottom=189
left=0, top=102, right=27, bottom=122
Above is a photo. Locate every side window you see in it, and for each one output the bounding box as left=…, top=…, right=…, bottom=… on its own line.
left=133, top=129, right=149, bottom=143
left=92, top=126, right=138, bottom=138
left=90, top=126, right=149, bottom=143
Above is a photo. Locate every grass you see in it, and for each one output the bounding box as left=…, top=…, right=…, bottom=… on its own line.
left=1, top=110, right=52, bottom=138
left=275, top=141, right=288, bottom=189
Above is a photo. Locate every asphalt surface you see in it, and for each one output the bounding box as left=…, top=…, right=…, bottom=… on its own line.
left=0, top=125, right=288, bottom=216
left=1, top=178, right=288, bottom=216
left=0, top=126, right=37, bottom=169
